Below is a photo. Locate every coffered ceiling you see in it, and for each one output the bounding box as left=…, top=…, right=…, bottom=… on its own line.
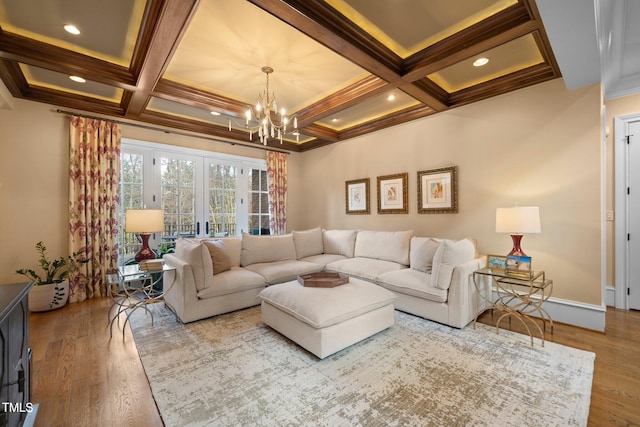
left=0, top=0, right=561, bottom=151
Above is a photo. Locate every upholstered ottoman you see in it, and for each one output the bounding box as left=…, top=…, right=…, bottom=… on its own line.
left=258, top=277, right=396, bottom=359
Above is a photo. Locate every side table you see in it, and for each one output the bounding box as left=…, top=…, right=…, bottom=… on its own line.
left=473, top=267, right=553, bottom=346
left=108, top=263, right=176, bottom=339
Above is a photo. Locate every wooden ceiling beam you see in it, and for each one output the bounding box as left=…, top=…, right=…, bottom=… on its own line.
left=249, top=0, right=402, bottom=82
left=0, top=31, right=136, bottom=89
left=298, top=123, right=339, bottom=142
left=0, top=59, right=27, bottom=97
left=294, top=75, right=390, bottom=127
left=154, top=79, right=248, bottom=117
left=338, top=105, right=435, bottom=141
left=22, top=85, right=125, bottom=117
left=123, top=0, right=200, bottom=119
left=402, top=20, right=539, bottom=83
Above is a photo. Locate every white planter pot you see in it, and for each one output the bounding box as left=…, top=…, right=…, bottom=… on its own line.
left=28, top=280, right=69, bottom=312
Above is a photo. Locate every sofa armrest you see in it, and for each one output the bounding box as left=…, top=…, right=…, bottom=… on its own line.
left=446, top=256, right=487, bottom=328
left=163, top=254, right=198, bottom=322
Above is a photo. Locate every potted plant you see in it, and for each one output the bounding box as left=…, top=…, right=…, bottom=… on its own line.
left=16, top=241, right=87, bottom=312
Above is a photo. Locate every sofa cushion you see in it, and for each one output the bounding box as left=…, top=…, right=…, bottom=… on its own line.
left=240, top=233, right=297, bottom=266
left=377, top=269, right=448, bottom=303
left=258, top=279, right=396, bottom=329
left=431, top=238, right=476, bottom=290
left=197, top=267, right=266, bottom=299
left=174, top=238, right=214, bottom=291
left=298, top=253, right=347, bottom=267
left=410, top=237, right=442, bottom=273
left=326, top=257, right=406, bottom=282
left=219, top=237, right=242, bottom=267
left=293, top=227, right=324, bottom=259
left=322, top=229, right=358, bottom=258
left=203, top=239, right=232, bottom=275
left=354, top=230, right=412, bottom=265
left=244, top=260, right=323, bottom=285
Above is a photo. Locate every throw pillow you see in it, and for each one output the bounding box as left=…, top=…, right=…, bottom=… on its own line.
left=174, top=238, right=214, bottom=291
left=322, top=229, right=358, bottom=258
left=240, top=233, right=297, bottom=266
left=431, top=238, right=476, bottom=290
left=410, top=237, right=442, bottom=273
left=292, top=227, right=324, bottom=259
left=203, top=239, right=232, bottom=275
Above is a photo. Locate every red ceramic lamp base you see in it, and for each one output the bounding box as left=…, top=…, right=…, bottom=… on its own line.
left=507, top=234, right=528, bottom=257
left=134, top=233, right=157, bottom=262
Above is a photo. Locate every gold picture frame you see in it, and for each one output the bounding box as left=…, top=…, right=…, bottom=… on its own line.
left=486, top=254, right=507, bottom=270
left=417, top=166, right=458, bottom=214
left=377, top=173, right=408, bottom=214
left=345, top=178, right=370, bottom=215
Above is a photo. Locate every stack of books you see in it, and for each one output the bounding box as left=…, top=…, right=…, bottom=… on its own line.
left=139, top=259, right=164, bottom=272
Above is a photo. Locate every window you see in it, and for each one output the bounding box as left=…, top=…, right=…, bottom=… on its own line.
left=118, top=139, right=268, bottom=263
left=248, top=168, right=270, bottom=235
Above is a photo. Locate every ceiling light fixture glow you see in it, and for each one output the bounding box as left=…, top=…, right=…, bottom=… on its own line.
left=228, top=66, right=299, bottom=145
left=69, top=76, right=86, bottom=83
left=64, top=24, right=80, bottom=35
left=473, top=57, right=489, bottom=67
left=387, top=94, right=396, bottom=101
left=210, top=111, right=221, bottom=116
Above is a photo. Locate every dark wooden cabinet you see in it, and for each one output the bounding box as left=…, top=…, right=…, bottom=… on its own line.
left=0, top=283, right=33, bottom=427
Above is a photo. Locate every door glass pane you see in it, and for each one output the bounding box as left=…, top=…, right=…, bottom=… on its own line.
left=162, top=157, right=196, bottom=240
left=119, top=152, right=144, bottom=263
left=248, top=168, right=269, bottom=235
left=208, top=164, right=237, bottom=237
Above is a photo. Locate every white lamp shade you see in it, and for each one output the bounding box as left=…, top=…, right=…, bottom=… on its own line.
left=495, top=206, right=541, bottom=234
left=125, top=209, right=165, bottom=233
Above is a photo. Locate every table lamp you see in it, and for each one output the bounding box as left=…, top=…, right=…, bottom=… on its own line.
left=125, top=209, right=165, bottom=262
left=495, top=206, right=541, bottom=256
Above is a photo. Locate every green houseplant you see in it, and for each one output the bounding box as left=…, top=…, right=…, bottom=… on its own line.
left=16, top=241, right=87, bottom=312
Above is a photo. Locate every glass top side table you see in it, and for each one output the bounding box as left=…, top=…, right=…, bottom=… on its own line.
left=108, top=263, right=177, bottom=339
left=473, top=267, right=553, bottom=346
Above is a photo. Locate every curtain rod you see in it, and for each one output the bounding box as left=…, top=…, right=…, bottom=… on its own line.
left=54, top=109, right=291, bottom=155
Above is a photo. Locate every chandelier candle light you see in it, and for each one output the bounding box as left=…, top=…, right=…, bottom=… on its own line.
left=229, top=66, right=299, bottom=145
left=125, top=209, right=165, bottom=262
left=495, top=205, right=541, bottom=256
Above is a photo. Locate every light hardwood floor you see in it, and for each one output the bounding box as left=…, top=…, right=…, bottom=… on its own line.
left=29, top=297, right=640, bottom=426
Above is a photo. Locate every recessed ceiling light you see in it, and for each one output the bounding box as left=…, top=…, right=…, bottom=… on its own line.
left=387, top=94, right=396, bottom=101
left=210, top=111, right=221, bottom=116
left=331, top=118, right=339, bottom=123
left=473, top=57, right=489, bottom=67
left=64, top=24, right=80, bottom=35
left=69, top=76, right=86, bottom=83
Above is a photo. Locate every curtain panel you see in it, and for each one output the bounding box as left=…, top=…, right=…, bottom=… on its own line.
left=68, top=116, right=121, bottom=302
left=266, top=151, right=287, bottom=235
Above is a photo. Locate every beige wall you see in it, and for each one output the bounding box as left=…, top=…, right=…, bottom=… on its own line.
left=290, top=79, right=604, bottom=305
left=1, top=79, right=605, bottom=308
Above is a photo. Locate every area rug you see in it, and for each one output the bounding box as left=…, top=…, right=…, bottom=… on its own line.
left=129, top=304, right=595, bottom=427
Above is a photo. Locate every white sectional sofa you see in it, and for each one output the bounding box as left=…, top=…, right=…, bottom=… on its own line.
left=163, top=228, right=486, bottom=327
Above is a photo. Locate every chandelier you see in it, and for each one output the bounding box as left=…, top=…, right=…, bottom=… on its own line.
left=229, top=66, right=299, bottom=145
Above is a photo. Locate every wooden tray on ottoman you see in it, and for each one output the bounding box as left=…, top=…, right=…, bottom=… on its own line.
left=297, top=272, right=349, bottom=288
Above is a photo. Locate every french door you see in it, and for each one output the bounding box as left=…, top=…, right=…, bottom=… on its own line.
left=119, top=139, right=268, bottom=263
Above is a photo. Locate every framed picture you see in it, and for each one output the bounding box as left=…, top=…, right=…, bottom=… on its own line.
left=486, top=254, right=507, bottom=270
left=506, top=255, right=533, bottom=277
left=345, top=178, right=370, bottom=215
left=417, top=166, right=458, bottom=214
left=377, top=173, right=408, bottom=214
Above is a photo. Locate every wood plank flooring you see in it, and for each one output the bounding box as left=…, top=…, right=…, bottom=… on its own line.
left=29, top=297, right=640, bottom=426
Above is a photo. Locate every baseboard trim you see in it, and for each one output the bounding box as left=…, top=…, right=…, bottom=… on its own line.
left=606, top=285, right=616, bottom=307
left=490, top=290, right=606, bottom=332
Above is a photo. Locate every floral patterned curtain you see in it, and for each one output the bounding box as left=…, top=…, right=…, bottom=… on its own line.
left=266, top=151, right=287, bottom=235
left=68, top=116, right=121, bottom=302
